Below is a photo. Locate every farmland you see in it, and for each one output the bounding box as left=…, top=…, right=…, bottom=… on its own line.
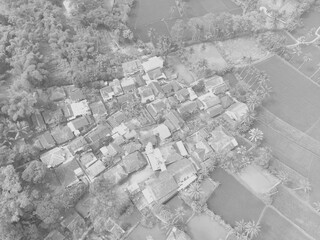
left=208, top=168, right=265, bottom=225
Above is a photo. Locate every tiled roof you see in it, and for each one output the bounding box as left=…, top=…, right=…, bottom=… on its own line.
left=51, top=125, right=74, bottom=144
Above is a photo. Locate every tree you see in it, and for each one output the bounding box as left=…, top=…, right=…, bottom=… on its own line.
left=246, top=90, right=263, bottom=111
left=187, top=182, right=204, bottom=201
left=195, top=58, right=209, bottom=74
left=192, top=80, right=205, bottom=93
left=35, top=198, right=60, bottom=225
left=248, top=128, right=263, bottom=143
left=21, top=160, right=47, bottom=184
left=298, top=54, right=312, bottom=69
left=156, top=35, right=173, bottom=55
left=244, top=221, right=261, bottom=239
left=253, top=147, right=272, bottom=168
left=293, top=179, right=312, bottom=193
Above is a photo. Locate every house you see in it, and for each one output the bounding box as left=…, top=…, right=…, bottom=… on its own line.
left=177, top=101, right=198, bottom=115
left=209, top=126, right=238, bottom=153
left=42, top=109, right=64, bottom=126
left=164, top=110, right=184, bottom=132
left=100, top=86, right=115, bottom=102
left=225, top=102, right=249, bottom=122
left=40, top=146, right=73, bottom=167
left=86, top=160, right=106, bottom=180
left=162, top=81, right=181, bottom=96
left=64, top=85, right=85, bottom=102
left=47, top=87, right=66, bottom=102
left=112, top=132, right=126, bottom=145
left=122, top=59, right=142, bottom=76
left=220, top=95, right=234, bottom=109
left=187, top=87, right=197, bottom=101
left=147, top=67, right=166, bottom=80
left=31, top=113, right=46, bottom=131
left=148, top=81, right=163, bottom=97
left=55, top=158, right=82, bottom=187
left=123, top=141, right=142, bottom=155
left=121, top=77, right=136, bottom=93
left=86, top=125, right=112, bottom=150
left=79, top=152, right=97, bottom=168
left=121, top=151, right=147, bottom=174
left=44, top=230, right=65, bottom=240
left=38, top=131, right=56, bottom=150
left=51, top=125, right=74, bottom=145
left=204, top=76, right=228, bottom=94
left=146, top=99, right=167, bottom=119
left=139, top=86, right=155, bottom=103
left=167, top=158, right=197, bottom=190
left=160, top=144, right=184, bottom=164
left=145, top=143, right=166, bottom=171
left=67, top=116, right=92, bottom=136
left=100, top=143, right=121, bottom=158
left=142, top=171, right=178, bottom=204
left=134, top=74, right=146, bottom=87
left=108, top=111, right=126, bottom=128
left=206, top=104, right=223, bottom=118
left=175, top=88, right=190, bottom=102
left=167, top=227, right=192, bottom=240
left=153, top=124, right=171, bottom=141
left=117, top=92, right=135, bottom=105
left=67, top=136, right=89, bottom=155
left=109, top=79, right=123, bottom=96
left=175, top=141, right=188, bottom=156
left=198, top=92, right=221, bottom=110
left=61, top=103, right=74, bottom=119
left=105, top=218, right=125, bottom=240
left=61, top=210, right=85, bottom=233
left=103, top=164, right=128, bottom=185
left=142, top=56, right=164, bottom=73
left=69, top=100, right=91, bottom=119
left=89, top=101, right=107, bottom=119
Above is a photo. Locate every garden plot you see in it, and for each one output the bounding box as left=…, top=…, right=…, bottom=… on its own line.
left=185, top=43, right=228, bottom=71
left=218, top=38, right=269, bottom=66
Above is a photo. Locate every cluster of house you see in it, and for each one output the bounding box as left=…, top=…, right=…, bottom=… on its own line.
left=38, top=55, right=250, bottom=240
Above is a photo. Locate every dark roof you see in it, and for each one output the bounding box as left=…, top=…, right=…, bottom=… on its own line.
left=55, top=158, right=80, bottom=187
left=51, top=125, right=74, bottom=144
left=86, top=160, right=106, bottom=178
left=31, top=113, right=46, bottom=130
left=220, top=95, right=234, bottom=109
left=207, top=104, right=223, bottom=118
left=86, top=125, right=111, bottom=143
left=117, top=93, right=135, bottom=105
left=107, top=111, right=126, bottom=128
left=42, top=109, right=64, bottom=125
left=162, top=81, right=181, bottom=95
left=89, top=101, right=107, bottom=117
left=121, top=151, right=147, bottom=174
left=134, top=74, right=146, bottom=87
left=61, top=103, right=74, bottom=118
left=44, top=230, right=65, bottom=240
left=164, top=110, right=184, bottom=131
left=69, top=116, right=90, bottom=130
left=68, top=136, right=89, bottom=155
left=48, top=87, right=66, bottom=102
left=38, top=132, right=56, bottom=150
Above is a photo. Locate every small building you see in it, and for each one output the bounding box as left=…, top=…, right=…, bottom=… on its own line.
left=164, top=110, right=184, bottom=132
left=47, top=87, right=66, bottom=102
left=38, top=131, right=56, bottom=150
left=79, top=152, right=97, bottom=168
left=89, top=101, right=107, bottom=119
left=55, top=158, right=82, bottom=187
left=146, top=99, right=167, bottom=119
left=109, top=79, right=123, bottom=96
left=117, top=92, right=135, bottom=105
left=100, top=143, right=121, bottom=158
left=123, top=141, right=142, bottom=155
left=64, top=85, right=85, bottom=102
left=67, top=136, right=89, bottom=155
left=86, top=160, right=106, bottom=180
left=142, top=56, right=164, bottom=73
left=147, top=67, right=166, bottom=80
left=162, top=81, right=182, bottom=96
left=70, top=100, right=91, bottom=118
left=31, top=113, right=46, bottom=131
left=187, top=87, right=198, bottom=101
left=153, top=124, right=171, bottom=141
left=177, top=101, right=198, bottom=115
left=42, top=109, right=64, bottom=126
left=225, top=102, right=249, bottom=122
left=204, top=76, right=228, bottom=94
left=198, top=92, right=220, bottom=110
left=145, top=143, right=166, bottom=171
left=51, top=125, right=74, bottom=145
left=61, top=103, right=74, bottom=119
left=220, top=95, right=234, bottom=109
left=148, top=81, right=163, bottom=97
left=175, top=141, right=188, bottom=156
left=209, top=126, right=238, bottom=153
left=121, top=77, right=136, bottom=93
left=175, top=88, right=190, bottom=103
left=121, top=151, right=147, bottom=174
left=100, top=86, right=115, bottom=102
left=105, top=218, right=125, bottom=240
left=143, top=171, right=178, bottom=204
left=108, top=111, right=126, bottom=128
left=40, top=146, right=73, bottom=167
left=67, top=116, right=92, bottom=136
left=61, top=210, right=85, bottom=233
left=85, top=125, right=112, bottom=151
left=103, top=164, right=128, bottom=185
left=139, top=86, right=155, bottom=103
left=167, top=227, right=192, bottom=240
left=206, top=104, right=223, bottom=118
left=122, top=59, right=142, bottom=76
left=134, top=74, right=146, bottom=87
left=44, top=230, right=65, bottom=240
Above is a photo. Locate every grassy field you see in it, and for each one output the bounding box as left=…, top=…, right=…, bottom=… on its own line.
left=256, top=56, right=320, bottom=132
left=218, top=38, right=268, bottom=66
left=291, top=9, right=320, bottom=40
left=208, top=168, right=265, bottom=225
left=187, top=214, right=227, bottom=240
left=166, top=55, right=196, bottom=85
left=185, top=43, right=228, bottom=71
left=259, top=207, right=312, bottom=240
left=272, top=186, right=320, bottom=240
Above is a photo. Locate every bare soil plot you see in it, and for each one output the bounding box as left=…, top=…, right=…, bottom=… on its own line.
left=259, top=207, right=312, bottom=240
left=256, top=56, right=320, bottom=132
left=185, top=43, right=228, bottom=71
left=218, top=38, right=268, bottom=66
left=272, top=186, right=320, bottom=240
left=187, top=214, right=228, bottom=240
left=208, top=168, right=265, bottom=225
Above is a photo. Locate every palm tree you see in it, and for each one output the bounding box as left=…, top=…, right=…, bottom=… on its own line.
left=293, top=179, right=312, bottom=193
left=289, top=45, right=302, bottom=62
left=244, top=221, right=261, bottom=239
left=235, top=219, right=247, bottom=234
left=277, top=170, right=289, bottom=184
left=170, top=6, right=176, bottom=18
left=148, top=28, right=156, bottom=42
left=248, top=128, right=263, bottom=143
left=313, top=201, right=320, bottom=212
left=246, top=91, right=262, bottom=111
left=187, top=183, right=204, bottom=201
left=172, top=206, right=185, bottom=223
left=298, top=54, right=312, bottom=69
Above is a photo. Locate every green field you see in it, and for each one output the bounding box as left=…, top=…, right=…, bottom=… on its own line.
left=291, top=9, right=320, bottom=41
left=208, top=168, right=265, bottom=225
left=259, top=207, right=311, bottom=240
left=256, top=56, right=320, bottom=132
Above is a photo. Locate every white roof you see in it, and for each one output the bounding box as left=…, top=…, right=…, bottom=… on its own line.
left=176, top=141, right=188, bottom=156
left=121, top=77, right=135, bottom=88
left=153, top=124, right=171, bottom=141
left=142, top=56, right=164, bottom=72
left=70, top=100, right=90, bottom=117
left=226, top=102, right=249, bottom=121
